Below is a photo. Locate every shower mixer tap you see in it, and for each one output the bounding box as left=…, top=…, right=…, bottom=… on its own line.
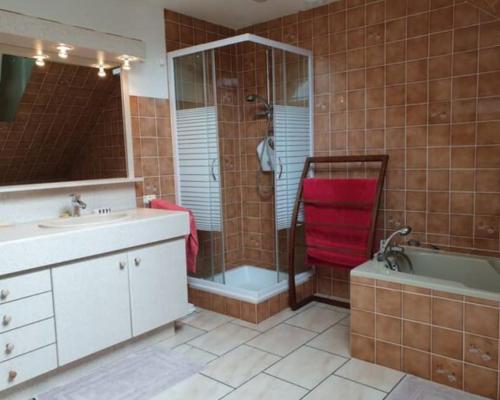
left=377, top=226, right=412, bottom=270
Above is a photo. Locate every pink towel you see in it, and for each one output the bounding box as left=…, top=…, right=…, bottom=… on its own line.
left=151, top=199, right=198, bottom=274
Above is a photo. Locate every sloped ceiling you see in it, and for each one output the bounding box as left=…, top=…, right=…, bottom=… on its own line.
left=0, top=61, right=119, bottom=185
left=467, top=0, right=500, bottom=18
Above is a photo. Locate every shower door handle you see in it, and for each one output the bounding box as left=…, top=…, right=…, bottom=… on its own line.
left=210, top=159, right=217, bottom=181
left=278, top=158, right=283, bottom=180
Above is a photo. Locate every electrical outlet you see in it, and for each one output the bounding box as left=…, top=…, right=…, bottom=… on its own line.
left=143, top=194, right=157, bottom=206
left=93, top=207, right=112, bottom=215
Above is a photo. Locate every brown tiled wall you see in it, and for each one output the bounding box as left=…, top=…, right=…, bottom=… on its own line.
left=130, top=96, right=175, bottom=206
left=70, top=75, right=126, bottom=180
left=237, top=0, right=500, bottom=257
left=350, top=276, right=500, bottom=399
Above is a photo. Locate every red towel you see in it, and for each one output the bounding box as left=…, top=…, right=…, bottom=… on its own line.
left=151, top=199, right=198, bottom=274
left=303, top=178, right=378, bottom=269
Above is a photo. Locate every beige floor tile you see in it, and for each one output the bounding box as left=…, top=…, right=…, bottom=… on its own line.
left=286, top=306, right=347, bottom=332
left=152, top=373, right=232, bottom=400
left=313, top=302, right=351, bottom=314
left=335, top=358, right=405, bottom=392
left=247, top=323, right=317, bottom=356
left=233, top=308, right=297, bottom=332
left=303, top=375, right=386, bottom=400
left=171, top=344, right=218, bottom=365
left=266, top=346, right=347, bottom=389
left=339, top=315, right=350, bottom=326
left=202, top=345, right=279, bottom=387
left=182, top=309, right=233, bottom=331
left=307, top=323, right=350, bottom=357
left=223, top=373, right=307, bottom=400
left=156, top=323, right=206, bottom=349
left=188, top=322, right=259, bottom=355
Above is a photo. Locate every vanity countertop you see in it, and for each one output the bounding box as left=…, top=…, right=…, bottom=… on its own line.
left=0, top=208, right=190, bottom=277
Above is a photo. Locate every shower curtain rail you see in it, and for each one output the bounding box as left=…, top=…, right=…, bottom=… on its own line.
left=288, top=155, right=388, bottom=311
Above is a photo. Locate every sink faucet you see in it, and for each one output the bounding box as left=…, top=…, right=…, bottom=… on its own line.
left=70, top=193, right=87, bottom=217
left=376, top=226, right=412, bottom=270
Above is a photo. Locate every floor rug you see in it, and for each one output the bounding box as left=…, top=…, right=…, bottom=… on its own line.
left=36, top=346, right=202, bottom=400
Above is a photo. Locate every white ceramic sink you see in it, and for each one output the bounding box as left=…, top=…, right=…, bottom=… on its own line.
left=39, top=213, right=130, bottom=229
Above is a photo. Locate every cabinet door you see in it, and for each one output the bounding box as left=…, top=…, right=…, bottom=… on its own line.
left=52, top=253, right=131, bottom=365
left=128, top=240, right=188, bottom=336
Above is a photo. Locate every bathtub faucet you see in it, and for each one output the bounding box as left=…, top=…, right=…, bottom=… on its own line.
left=376, top=226, right=412, bottom=269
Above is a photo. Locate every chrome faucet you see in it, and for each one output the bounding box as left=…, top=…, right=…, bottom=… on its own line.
left=376, top=226, right=412, bottom=270
left=70, top=193, right=87, bottom=217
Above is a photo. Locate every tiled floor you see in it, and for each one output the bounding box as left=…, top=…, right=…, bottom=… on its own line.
left=160, top=302, right=487, bottom=399
left=159, top=302, right=406, bottom=399
left=7, top=302, right=487, bottom=399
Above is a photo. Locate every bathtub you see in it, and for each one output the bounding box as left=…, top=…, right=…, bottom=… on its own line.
left=350, top=248, right=500, bottom=399
left=352, top=247, right=500, bottom=302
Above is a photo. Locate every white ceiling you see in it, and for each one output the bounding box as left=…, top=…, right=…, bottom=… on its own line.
left=146, top=0, right=338, bottom=29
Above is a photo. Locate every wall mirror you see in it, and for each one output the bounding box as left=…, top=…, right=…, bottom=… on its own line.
left=0, top=53, right=128, bottom=187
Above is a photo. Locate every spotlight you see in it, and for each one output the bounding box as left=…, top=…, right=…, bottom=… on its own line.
left=34, top=54, right=48, bottom=67
left=56, top=44, right=72, bottom=59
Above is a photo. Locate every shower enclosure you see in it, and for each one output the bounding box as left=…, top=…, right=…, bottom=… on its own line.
left=167, top=34, right=313, bottom=304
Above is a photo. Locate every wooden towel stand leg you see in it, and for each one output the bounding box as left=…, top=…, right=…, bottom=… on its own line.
left=288, top=155, right=388, bottom=311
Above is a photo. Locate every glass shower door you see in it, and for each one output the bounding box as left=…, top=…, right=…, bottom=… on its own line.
left=273, top=49, right=312, bottom=281
left=173, top=50, right=225, bottom=282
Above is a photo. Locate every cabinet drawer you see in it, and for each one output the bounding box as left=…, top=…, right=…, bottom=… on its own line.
left=0, top=344, right=57, bottom=391
left=0, top=292, right=53, bottom=333
left=0, top=319, right=55, bottom=362
left=0, top=270, right=51, bottom=304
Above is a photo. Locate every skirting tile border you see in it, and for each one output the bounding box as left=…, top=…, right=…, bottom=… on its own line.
left=188, top=277, right=315, bottom=324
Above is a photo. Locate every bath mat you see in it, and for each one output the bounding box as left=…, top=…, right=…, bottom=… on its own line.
left=386, top=375, right=487, bottom=400
left=36, top=346, right=202, bottom=400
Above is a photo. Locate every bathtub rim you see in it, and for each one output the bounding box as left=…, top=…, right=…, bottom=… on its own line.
left=351, top=247, right=500, bottom=303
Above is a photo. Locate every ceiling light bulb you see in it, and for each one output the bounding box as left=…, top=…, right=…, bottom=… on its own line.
left=122, top=58, right=131, bottom=71
left=98, top=65, right=106, bottom=78
left=34, top=54, right=48, bottom=67
left=56, top=44, right=71, bottom=59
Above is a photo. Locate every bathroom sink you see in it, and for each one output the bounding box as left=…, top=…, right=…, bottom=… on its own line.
left=39, top=213, right=130, bottom=229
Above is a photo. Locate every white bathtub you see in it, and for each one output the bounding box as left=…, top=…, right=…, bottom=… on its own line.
left=352, top=248, right=500, bottom=302
left=188, top=265, right=312, bottom=304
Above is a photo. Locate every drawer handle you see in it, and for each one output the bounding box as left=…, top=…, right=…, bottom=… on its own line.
left=5, top=343, right=14, bottom=354
left=134, top=257, right=141, bottom=266
left=0, top=289, right=9, bottom=300
left=119, top=261, right=126, bottom=270
left=2, top=315, right=11, bottom=326
left=8, top=370, right=17, bottom=382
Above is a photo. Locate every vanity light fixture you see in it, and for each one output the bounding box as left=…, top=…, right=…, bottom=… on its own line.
left=118, top=55, right=136, bottom=71
left=34, top=54, right=49, bottom=67
left=56, top=44, right=72, bottom=59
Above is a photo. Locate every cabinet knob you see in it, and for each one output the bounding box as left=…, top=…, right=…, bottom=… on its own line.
left=2, top=315, right=11, bottom=326
left=119, top=261, right=126, bottom=270
left=5, top=343, right=14, bottom=354
left=0, top=289, right=9, bottom=300
left=8, top=370, right=17, bottom=382
left=134, top=257, right=141, bottom=266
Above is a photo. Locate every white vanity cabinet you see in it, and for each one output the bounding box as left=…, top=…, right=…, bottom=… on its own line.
left=52, top=252, right=132, bottom=365
left=128, top=240, right=187, bottom=336
left=52, top=239, right=188, bottom=365
left=0, top=208, right=190, bottom=391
